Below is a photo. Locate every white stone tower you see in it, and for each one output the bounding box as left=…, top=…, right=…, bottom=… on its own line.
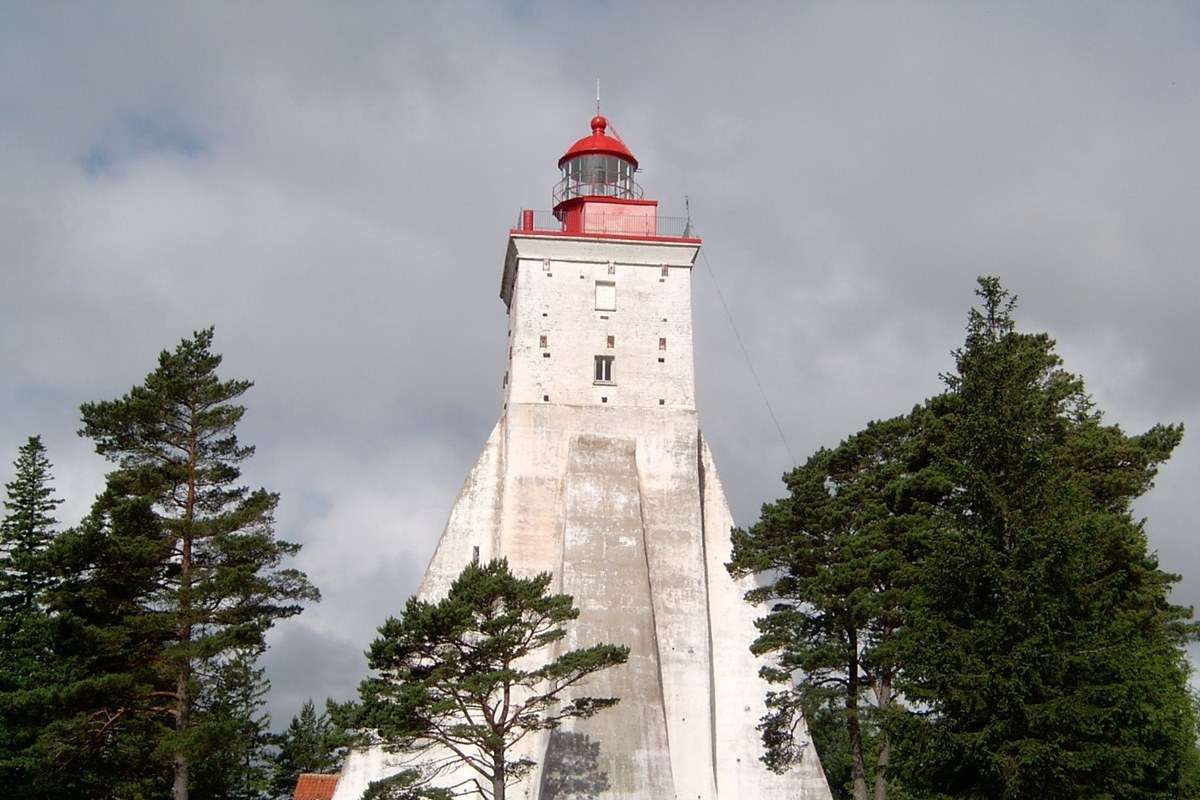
left=333, top=115, right=831, bottom=800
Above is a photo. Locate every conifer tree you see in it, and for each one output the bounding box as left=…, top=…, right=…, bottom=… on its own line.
left=191, top=649, right=274, bottom=800
left=729, top=411, right=936, bottom=800
left=78, top=327, right=319, bottom=800
left=345, top=558, right=629, bottom=800
left=33, top=489, right=176, bottom=799
left=0, top=435, right=62, bottom=608
left=0, top=436, right=64, bottom=796
left=896, top=277, right=1198, bottom=799
left=270, top=698, right=351, bottom=799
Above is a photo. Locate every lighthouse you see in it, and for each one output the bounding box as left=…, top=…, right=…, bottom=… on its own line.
left=332, top=115, right=832, bottom=800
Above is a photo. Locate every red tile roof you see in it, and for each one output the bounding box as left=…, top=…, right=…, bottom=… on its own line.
left=293, top=773, right=340, bottom=800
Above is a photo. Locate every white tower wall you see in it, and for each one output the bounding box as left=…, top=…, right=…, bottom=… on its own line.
left=333, top=232, right=831, bottom=800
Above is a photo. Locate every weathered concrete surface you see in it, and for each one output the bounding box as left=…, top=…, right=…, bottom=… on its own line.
left=332, top=233, right=831, bottom=800
left=543, top=434, right=674, bottom=799
left=700, top=434, right=831, bottom=798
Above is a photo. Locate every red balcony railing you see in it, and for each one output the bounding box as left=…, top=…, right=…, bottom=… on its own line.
left=514, top=209, right=696, bottom=239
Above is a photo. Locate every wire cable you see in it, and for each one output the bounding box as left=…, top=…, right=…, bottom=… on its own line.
left=699, top=248, right=797, bottom=466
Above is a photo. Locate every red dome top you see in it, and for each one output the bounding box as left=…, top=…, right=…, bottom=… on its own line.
left=558, top=115, right=638, bottom=169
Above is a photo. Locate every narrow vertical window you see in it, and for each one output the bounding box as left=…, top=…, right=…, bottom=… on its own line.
left=542, top=258, right=551, bottom=271
left=539, top=334, right=548, bottom=348
left=660, top=265, right=669, bottom=277
left=594, top=355, right=614, bottom=384
left=659, top=337, right=667, bottom=351
left=607, top=335, right=615, bottom=348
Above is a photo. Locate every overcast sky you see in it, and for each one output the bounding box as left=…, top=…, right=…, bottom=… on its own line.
left=2, top=2, right=1198, bottom=725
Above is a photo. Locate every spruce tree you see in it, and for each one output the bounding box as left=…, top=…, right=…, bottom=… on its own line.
left=0, top=435, right=64, bottom=795
left=0, top=435, right=62, bottom=608
left=33, top=489, right=176, bottom=799
left=270, top=698, right=351, bottom=799
left=191, top=649, right=273, bottom=800
left=896, top=277, right=1198, bottom=799
left=78, top=327, right=319, bottom=800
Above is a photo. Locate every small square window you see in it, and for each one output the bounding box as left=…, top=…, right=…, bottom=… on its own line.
left=601, top=396, right=608, bottom=403
left=659, top=399, right=665, bottom=405
left=594, top=355, right=614, bottom=384
left=543, top=352, right=551, bottom=358
left=543, top=394, right=550, bottom=402
left=539, top=335, right=547, bottom=348
left=658, top=357, right=665, bottom=363
left=595, top=281, right=616, bottom=311
left=607, top=335, right=615, bottom=348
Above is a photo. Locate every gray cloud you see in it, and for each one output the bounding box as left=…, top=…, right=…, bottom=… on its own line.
left=2, top=2, right=1198, bottom=721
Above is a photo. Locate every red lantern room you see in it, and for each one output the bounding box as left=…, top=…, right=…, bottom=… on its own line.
left=549, top=115, right=659, bottom=237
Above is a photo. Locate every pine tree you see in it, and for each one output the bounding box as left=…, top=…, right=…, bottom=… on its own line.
left=729, top=411, right=937, bottom=800
left=345, top=558, right=629, bottom=800
left=896, top=277, right=1198, bottom=799
left=78, top=327, right=319, bottom=800
left=270, top=698, right=351, bottom=799
left=0, top=435, right=62, bottom=608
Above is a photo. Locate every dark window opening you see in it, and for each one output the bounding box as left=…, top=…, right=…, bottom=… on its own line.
left=594, top=355, right=614, bottom=383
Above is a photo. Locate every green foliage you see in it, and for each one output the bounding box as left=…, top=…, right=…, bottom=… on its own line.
left=344, top=558, right=629, bottom=800
left=0, top=435, right=64, bottom=794
left=0, top=435, right=62, bottom=608
left=895, top=277, right=1198, bottom=799
left=23, top=488, right=176, bottom=799
left=0, top=438, right=169, bottom=799
left=269, top=698, right=351, bottom=799
left=729, top=411, right=937, bottom=798
left=732, top=276, right=1198, bottom=799
left=71, top=327, right=319, bottom=798
left=191, top=649, right=274, bottom=800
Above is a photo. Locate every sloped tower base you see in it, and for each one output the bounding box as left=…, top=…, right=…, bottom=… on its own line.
left=331, top=405, right=832, bottom=800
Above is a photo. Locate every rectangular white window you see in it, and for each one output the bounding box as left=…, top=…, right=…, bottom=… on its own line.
left=595, top=281, right=616, bottom=311
left=594, top=355, right=614, bottom=384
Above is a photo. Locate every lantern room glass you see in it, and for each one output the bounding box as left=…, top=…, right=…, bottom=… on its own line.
left=555, top=154, right=642, bottom=207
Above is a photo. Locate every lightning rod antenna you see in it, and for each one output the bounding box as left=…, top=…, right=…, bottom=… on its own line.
left=596, top=78, right=601, bottom=115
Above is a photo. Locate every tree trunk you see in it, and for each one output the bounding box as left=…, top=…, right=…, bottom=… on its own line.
left=174, top=435, right=197, bottom=800
left=173, top=661, right=190, bottom=800
left=847, top=632, right=869, bottom=800
left=492, top=751, right=506, bottom=800
left=873, top=673, right=892, bottom=800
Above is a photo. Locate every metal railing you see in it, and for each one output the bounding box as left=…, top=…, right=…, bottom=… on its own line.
left=514, top=209, right=696, bottom=239
left=552, top=176, right=645, bottom=207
